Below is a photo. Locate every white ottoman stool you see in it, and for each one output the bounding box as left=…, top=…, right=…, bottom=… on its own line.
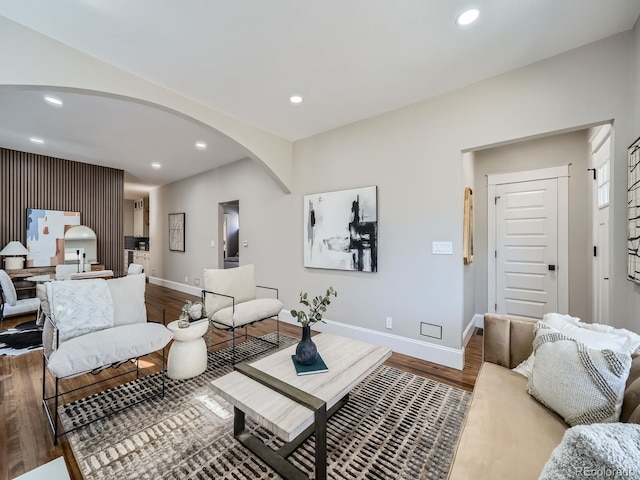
left=166, top=318, right=210, bottom=380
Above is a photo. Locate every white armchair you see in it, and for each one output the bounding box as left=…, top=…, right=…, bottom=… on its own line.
left=202, top=264, right=283, bottom=365
left=0, top=269, right=40, bottom=325
left=41, top=274, right=173, bottom=443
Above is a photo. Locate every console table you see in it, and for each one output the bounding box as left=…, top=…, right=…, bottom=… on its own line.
left=6, top=267, right=55, bottom=299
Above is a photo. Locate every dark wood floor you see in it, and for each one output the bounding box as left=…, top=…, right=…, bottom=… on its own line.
left=0, top=283, right=482, bottom=480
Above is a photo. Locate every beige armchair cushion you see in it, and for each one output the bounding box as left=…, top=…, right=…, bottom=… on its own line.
left=203, top=264, right=256, bottom=315
left=47, top=322, right=173, bottom=378
left=212, top=298, right=284, bottom=328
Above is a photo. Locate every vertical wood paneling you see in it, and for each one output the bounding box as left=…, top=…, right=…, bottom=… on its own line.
left=0, top=148, right=124, bottom=274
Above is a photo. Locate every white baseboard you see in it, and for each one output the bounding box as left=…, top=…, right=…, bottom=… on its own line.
left=148, top=278, right=465, bottom=370
left=149, top=276, right=203, bottom=297
left=281, top=310, right=464, bottom=370
left=474, top=313, right=484, bottom=329
left=462, top=316, right=476, bottom=347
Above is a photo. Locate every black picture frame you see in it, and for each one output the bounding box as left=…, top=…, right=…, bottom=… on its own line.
left=168, top=213, right=185, bottom=252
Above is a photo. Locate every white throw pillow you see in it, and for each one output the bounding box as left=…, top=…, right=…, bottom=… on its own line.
left=47, top=279, right=114, bottom=343
left=527, top=322, right=631, bottom=425
left=107, top=273, right=147, bottom=326
left=513, top=313, right=640, bottom=378
left=539, top=423, right=640, bottom=480
left=0, top=269, right=17, bottom=306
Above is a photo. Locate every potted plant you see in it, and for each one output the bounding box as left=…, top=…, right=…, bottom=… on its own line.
left=290, top=287, right=337, bottom=365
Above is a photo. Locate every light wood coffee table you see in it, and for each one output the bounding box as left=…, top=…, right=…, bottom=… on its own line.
left=211, top=333, right=391, bottom=480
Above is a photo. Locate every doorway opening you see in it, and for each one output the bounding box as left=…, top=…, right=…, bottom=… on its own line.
left=220, top=200, right=240, bottom=269
left=471, top=127, right=604, bottom=326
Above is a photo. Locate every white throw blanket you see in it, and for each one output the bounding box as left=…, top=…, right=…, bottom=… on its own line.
left=47, top=279, right=114, bottom=343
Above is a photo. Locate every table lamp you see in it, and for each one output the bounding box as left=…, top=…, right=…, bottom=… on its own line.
left=0, top=241, right=29, bottom=270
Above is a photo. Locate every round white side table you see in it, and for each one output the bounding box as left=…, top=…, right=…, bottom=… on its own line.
left=166, top=318, right=210, bottom=380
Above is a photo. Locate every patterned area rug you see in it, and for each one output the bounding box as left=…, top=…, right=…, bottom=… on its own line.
left=61, top=334, right=471, bottom=479
left=0, top=320, right=43, bottom=356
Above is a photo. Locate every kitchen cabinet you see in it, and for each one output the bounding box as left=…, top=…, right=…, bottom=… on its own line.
left=133, top=250, right=151, bottom=277
left=133, top=198, right=149, bottom=237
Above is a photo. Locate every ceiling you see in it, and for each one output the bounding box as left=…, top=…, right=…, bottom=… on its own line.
left=1, top=1, right=639, bottom=198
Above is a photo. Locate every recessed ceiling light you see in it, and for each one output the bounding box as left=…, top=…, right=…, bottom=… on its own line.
left=195, top=141, right=207, bottom=150
left=30, top=137, right=44, bottom=144
left=151, top=162, right=162, bottom=169
left=44, top=95, right=63, bottom=107
left=289, top=95, right=303, bottom=105
left=456, top=8, right=479, bottom=26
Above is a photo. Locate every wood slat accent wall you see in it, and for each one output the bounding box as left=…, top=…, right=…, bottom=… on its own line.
left=0, top=148, right=124, bottom=274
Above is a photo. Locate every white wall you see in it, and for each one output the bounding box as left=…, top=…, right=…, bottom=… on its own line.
left=150, top=31, right=638, bottom=356
left=473, top=130, right=592, bottom=321
left=292, top=32, right=635, bottom=347
left=149, top=158, right=293, bottom=291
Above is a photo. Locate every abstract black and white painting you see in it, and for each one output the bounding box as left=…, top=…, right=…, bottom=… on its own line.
left=304, top=186, right=377, bottom=272
left=629, top=138, right=640, bottom=283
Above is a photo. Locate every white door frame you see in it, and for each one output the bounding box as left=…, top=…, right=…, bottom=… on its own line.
left=590, top=124, right=612, bottom=324
left=488, top=165, right=570, bottom=314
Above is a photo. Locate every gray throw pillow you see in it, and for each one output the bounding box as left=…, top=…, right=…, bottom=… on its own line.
left=528, top=322, right=631, bottom=426
left=539, top=423, right=640, bottom=480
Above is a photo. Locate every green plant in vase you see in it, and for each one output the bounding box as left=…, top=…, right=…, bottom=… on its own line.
left=290, top=287, right=337, bottom=365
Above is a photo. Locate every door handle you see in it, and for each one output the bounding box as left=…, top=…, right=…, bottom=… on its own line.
left=548, top=265, right=556, bottom=271
left=604, top=277, right=609, bottom=280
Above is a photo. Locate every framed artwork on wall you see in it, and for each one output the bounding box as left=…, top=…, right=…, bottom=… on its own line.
left=628, top=137, right=640, bottom=283
left=26, top=209, right=81, bottom=267
left=169, top=213, right=185, bottom=252
left=463, top=187, right=474, bottom=265
left=303, top=186, right=378, bottom=272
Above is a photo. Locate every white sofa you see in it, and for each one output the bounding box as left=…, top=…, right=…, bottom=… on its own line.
left=41, top=273, right=173, bottom=443
left=0, top=269, right=40, bottom=324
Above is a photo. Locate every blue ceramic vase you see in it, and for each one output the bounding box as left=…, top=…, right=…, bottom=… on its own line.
left=295, top=326, right=318, bottom=365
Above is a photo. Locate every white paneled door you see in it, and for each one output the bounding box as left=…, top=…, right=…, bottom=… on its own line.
left=495, top=178, right=558, bottom=318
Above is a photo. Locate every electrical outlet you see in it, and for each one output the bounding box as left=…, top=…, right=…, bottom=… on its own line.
left=386, top=316, right=393, bottom=329
left=194, top=278, right=200, bottom=286
left=151, top=269, right=156, bottom=276
left=210, top=240, right=215, bottom=247
left=184, top=276, right=188, bottom=283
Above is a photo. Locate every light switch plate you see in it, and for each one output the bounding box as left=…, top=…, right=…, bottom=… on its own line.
left=432, top=241, right=453, bottom=255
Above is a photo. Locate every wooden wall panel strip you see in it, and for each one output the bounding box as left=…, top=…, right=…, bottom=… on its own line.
left=0, top=148, right=124, bottom=274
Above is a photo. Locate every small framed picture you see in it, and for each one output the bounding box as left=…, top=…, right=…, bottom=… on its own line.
left=168, top=213, right=185, bottom=252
